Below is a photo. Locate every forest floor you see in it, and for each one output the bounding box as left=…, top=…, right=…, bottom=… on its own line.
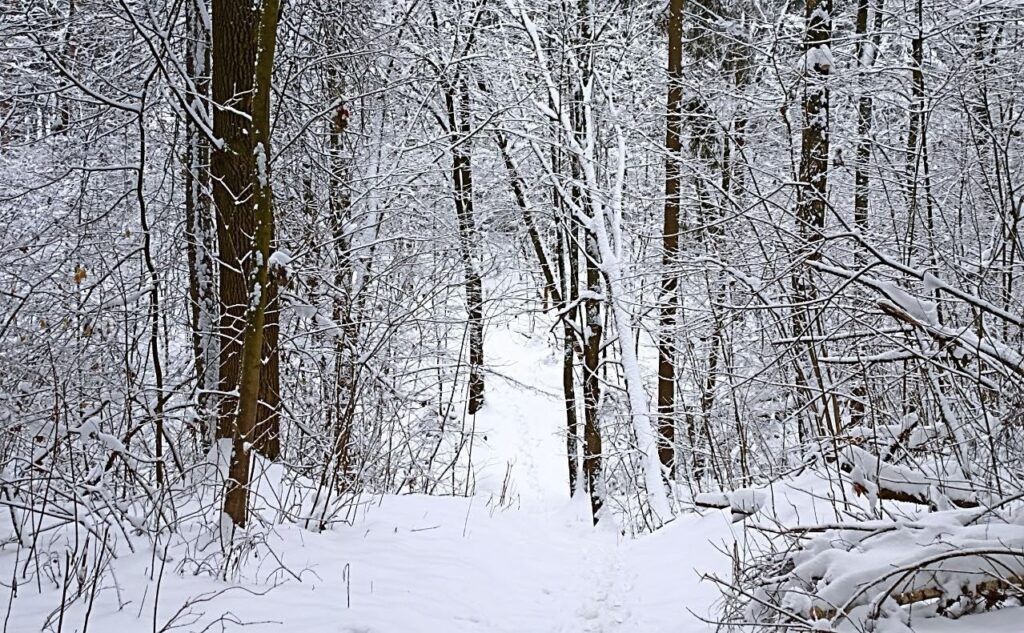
left=3, top=313, right=1022, bottom=632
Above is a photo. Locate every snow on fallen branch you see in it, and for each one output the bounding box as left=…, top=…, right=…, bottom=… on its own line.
left=812, top=547, right=1024, bottom=622
left=695, top=488, right=767, bottom=522
left=727, top=500, right=1024, bottom=630
left=839, top=444, right=980, bottom=510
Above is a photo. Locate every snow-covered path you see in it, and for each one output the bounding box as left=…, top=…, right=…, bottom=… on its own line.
left=237, top=318, right=733, bottom=633
left=244, top=318, right=730, bottom=633
left=291, top=318, right=732, bottom=633
left=466, top=319, right=734, bottom=633
left=17, top=314, right=1020, bottom=633
left=470, top=319, right=571, bottom=508
left=2, top=316, right=732, bottom=633
left=7, top=319, right=1022, bottom=633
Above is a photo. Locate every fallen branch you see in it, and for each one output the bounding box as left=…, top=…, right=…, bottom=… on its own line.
left=811, top=548, right=1024, bottom=622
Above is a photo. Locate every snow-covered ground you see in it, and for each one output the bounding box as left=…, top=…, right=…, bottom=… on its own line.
left=0, top=316, right=730, bottom=632
left=2, top=314, right=1020, bottom=632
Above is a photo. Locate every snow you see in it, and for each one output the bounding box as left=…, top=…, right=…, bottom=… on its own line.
left=268, top=250, right=291, bottom=272
left=878, top=280, right=939, bottom=326
left=469, top=322, right=568, bottom=506
left=729, top=487, right=766, bottom=516
left=807, top=44, right=834, bottom=72
left=0, top=312, right=729, bottom=633
left=2, top=312, right=1016, bottom=632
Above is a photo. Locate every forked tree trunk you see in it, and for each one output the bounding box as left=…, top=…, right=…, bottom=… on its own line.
left=572, top=0, right=604, bottom=524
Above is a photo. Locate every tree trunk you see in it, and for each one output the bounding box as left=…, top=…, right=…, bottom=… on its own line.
left=444, top=75, right=485, bottom=416
left=582, top=229, right=603, bottom=521
left=791, top=0, right=833, bottom=441
left=329, top=98, right=356, bottom=488
left=185, top=0, right=218, bottom=447
left=253, top=244, right=281, bottom=460
left=213, top=0, right=281, bottom=529
left=854, top=0, right=883, bottom=240
left=657, top=0, right=684, bottom=481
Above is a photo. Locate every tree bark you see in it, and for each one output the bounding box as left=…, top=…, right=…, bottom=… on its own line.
left=185, top=0, right=218, bottom=447
left=657, top=0, right=684, bottom=481
left=213, top=0, right=281, bottom=528
left=790, top=0, right=834, bottom=441
left=444, top=75, right=485, bottom=416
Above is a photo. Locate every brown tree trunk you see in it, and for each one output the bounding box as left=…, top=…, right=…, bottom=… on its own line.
left=213, top=0, right=281, bottom=528
left=582, top=234, right=603, bottom=521
left=253, top=248, right=281, bottom=460
left=557, top=204, right=580, bottom=496
left=790, top=0, right=833, bottom=441
left=444, top=75, right=485, bottom=415
left=569, top=0, right=603, bottom=525
left=657, top=0, right=684, bottom=481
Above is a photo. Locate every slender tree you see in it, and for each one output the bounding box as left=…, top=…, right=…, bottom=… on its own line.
left=790, top=0, right=835, bottom=442
left=184, top=0, right=218, bottom=446
left=657, top=0, right=685, bottom=481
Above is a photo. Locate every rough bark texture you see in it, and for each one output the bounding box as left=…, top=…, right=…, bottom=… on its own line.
left=656, top=0, right=684, bottom=481
left=213, top=0, right=280, bottom=528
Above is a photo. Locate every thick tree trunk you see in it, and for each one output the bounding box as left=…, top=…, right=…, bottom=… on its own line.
left=213, top=0, right=281, bottom=528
